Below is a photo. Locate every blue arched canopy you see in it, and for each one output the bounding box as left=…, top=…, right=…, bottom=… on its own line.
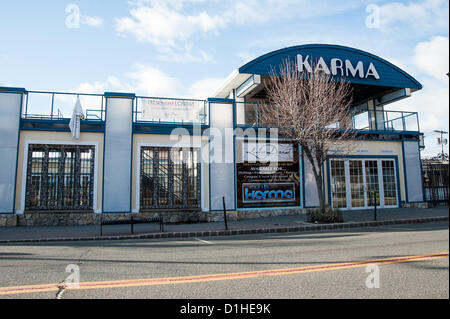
left=238, top=44, right=422, bottom=91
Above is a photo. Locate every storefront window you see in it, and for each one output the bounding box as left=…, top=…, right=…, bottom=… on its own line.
left=26, top=145, right=95, bottom=211
left=140, top=147, right=201, bottom=210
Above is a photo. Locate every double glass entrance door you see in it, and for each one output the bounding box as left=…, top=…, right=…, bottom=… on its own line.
left=330, top=158, right=398, bottom=209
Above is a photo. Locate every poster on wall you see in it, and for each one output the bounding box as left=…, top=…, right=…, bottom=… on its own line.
left=236, top=141, right=301, bottom=209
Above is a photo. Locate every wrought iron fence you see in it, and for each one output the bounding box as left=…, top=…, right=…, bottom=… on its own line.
left=422, top=162, right=449, bottom=207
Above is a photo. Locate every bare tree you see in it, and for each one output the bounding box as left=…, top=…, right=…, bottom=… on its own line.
left=259, top=59, right=356, bottom=211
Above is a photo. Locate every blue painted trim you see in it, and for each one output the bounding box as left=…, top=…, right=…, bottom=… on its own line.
left=0, top=87, right=27, bottom=93
left=101, top=96, right=109, bottom=214
left=418, top=141, right=425, bottom=203
left=130, top=98, right=135, bottom=214
left=136, top=95, right=206, bottom=103
left=232, top=96, right=237, bottom=211
left=208, top=100, right=211, bottom=212
left=21, top=118, right=104, bottom=125
left=133, top=123, right=209, bottom=135
left=321, top=162, right=325, bottom=205
left=330, top=154, right=402, bottom=159
left=326, top=159, right=332, bottom=206
left=394, top=157, right=402, bottom=208
left=234, top=124, right=422, bottom=136
left=104, top=92, right=136, bottom=98
left=298, top=144, right=304, bottom=208
left=20, top=127, right=105, bottom=133
left=301, top=146, right=306, bottom=208
left=238, top=44, right=422, bottom=90
left=12, top=92, right=24, bottom=214
left=401, top=140, right=409, bottom=203
left=236, top=205, right=302, bottom=212
left=207, top=98, right=234, bottom=103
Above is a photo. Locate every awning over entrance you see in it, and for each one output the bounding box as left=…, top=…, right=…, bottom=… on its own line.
left=213, top=44, right=422, bottom=106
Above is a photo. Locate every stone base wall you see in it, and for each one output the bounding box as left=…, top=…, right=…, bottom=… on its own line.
left=0, top=215, right=18, bottom=227
left=402, top=202, right=429, bottom=209
left=1, top=208, right=309, bottom=227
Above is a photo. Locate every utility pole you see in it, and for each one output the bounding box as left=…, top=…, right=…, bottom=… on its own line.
left=434, top=130, right=448, bottom=162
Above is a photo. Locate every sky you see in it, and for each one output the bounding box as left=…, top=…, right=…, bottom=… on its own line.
left=0, top=0, right=448, bottom=157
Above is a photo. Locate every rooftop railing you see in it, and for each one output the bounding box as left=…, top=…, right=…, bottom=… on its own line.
left=235, top=102, right=420, bottom=133
left=133, top=96, right=208, bottom=125
left=21, top=91, right=209, bottom=125
left=23, top=91, right=106, bottom=121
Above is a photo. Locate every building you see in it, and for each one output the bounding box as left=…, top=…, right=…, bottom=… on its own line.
left=0, top=44, right=427, bottom=227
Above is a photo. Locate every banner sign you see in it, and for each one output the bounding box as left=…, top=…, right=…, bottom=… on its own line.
left=141, top=98, right=203, bottom=122
left=243, top=143, right=294, bottom=162
left=237, top=142, right=300, bottom=209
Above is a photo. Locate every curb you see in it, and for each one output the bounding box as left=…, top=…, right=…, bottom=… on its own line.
left=0, top=216, right=448, bottom=244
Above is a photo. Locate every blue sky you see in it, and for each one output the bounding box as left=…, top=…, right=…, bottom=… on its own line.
left=0, top=0, right=448, bottom=156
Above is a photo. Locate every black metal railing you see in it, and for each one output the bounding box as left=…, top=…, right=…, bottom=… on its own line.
left=422, top=162, right=449, bottom=207
left=235, top=102, right=420, bottom=133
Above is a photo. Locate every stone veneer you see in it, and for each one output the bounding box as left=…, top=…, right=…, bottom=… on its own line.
left=402, top=202, right=429, bottom=209
left=0, top=208, right=309, bottom=227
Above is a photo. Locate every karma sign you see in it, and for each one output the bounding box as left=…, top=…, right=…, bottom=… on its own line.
left=243, top=183, right=296, bottom=204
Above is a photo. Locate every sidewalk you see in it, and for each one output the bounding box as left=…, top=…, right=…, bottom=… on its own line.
left=0, top=207, right=448, bottom=243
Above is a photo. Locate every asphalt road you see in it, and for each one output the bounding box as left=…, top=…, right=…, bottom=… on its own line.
left=0, top=221, right=448, bottom=300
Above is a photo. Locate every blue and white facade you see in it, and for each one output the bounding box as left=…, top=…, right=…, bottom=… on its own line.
left=0, top=44, right=427, bottom=226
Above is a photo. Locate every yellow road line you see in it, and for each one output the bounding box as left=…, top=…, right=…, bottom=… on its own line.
left=0, top=252, right=448, bottom=296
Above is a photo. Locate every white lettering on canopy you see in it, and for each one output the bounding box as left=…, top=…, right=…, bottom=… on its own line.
left=141, top=98, right=203, bottom=122
left=297, top=55, right=380, bottom=80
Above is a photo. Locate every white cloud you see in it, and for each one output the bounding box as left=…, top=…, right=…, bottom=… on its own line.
left=377, top=0, right=448, bottom=33
left=115, top=3, right=225, bottom=47
left=156, top=46, right=216, bottom=63
left=413, top=35, right=449, bottom=82
left=126, top=64, right=185, bottom=97
left=114, top=0, right=363, bottom=62
left=188, top=77, right=226, bottom=99
left=389, top=36, right=449, bottom=157
left=70, top=63, right=224, bottom=100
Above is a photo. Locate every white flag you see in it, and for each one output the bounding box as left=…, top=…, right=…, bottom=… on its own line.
left=69, top=97, right=85, bottom=140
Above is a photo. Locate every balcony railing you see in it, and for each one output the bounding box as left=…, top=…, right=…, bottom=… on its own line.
left=22, top=91, right=106, bottom=121
left=21, top=91, right=209, bottom=126
left=235, top=102, right=420, bottom=133
left=133, top=96, right=208, bottom=125
left=353, top=109, right=420, bottom=132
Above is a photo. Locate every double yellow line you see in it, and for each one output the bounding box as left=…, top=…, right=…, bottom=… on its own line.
left=0, top=252, right=448, bottom=296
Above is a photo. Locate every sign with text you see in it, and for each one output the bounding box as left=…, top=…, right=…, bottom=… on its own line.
left=243, top=183, right=296, bottom=204
left=243, top=143, right=294, bottom=163
left=237, top=142, right=300, bottom=209
left=141, top=98, right=203, bottom=122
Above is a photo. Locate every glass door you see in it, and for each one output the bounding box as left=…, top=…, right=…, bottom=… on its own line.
left=330, top=158, right=398, bottom=209
left=365, top=160, right=381, bottom=207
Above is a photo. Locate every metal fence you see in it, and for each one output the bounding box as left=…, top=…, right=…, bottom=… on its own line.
left=422, top=162, right=449, bottom=207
